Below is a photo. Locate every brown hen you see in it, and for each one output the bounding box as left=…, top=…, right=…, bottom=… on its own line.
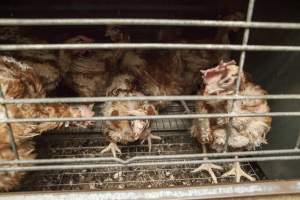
left=101, top=74, right=160, bottom=157
left=159, top=12, right=244, bottom=94
left=0, top=56, right=94, bottom=191
left=0, top=27, right=61, bottom=93
left=59, top=35, right=122, bottom=97
left=120, top=50, right=185, bottom=110
left=191, top=60, right=272, bottom=183
left=0, top=142, right=36, bottom=192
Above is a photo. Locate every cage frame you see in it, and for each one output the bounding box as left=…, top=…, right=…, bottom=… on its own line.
left=1, top=0, right=300, bottom=198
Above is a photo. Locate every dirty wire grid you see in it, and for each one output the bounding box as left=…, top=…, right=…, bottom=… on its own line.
left=1, top=0, right=300, bottom=180
left=17, top=102, right=263, bottom=191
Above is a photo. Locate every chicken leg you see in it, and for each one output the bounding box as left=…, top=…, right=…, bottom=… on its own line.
left=141, top=130, right=161, bottom=152
left=221, top=156, right=256, bottom=182
left=180, top=100, right=191, bottom=114
left=146, top=133, right=161, bottom=152
left=191, top=144, right=223, bottom=184
left=101, top=142, right=121, bottom=158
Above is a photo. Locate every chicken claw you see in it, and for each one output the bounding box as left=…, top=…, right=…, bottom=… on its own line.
left=221, top=161, right=256, bottom=182
left=101, top=142, right=121, bottom=158
left=192, top=163, right=223, bottom=184
left=141, top=133, right=161, bottom=152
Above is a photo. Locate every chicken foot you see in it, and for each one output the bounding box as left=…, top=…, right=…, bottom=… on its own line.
left=101, top=142, right=121, bottom=158
left=141, top=133, right=161, bottom=152
left=191, top=144, right=223, bottom=184
left=221, top=156, right=256, bottom=182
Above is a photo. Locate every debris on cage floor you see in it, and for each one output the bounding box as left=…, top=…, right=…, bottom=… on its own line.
left=17, top=102, right=267, bottom=191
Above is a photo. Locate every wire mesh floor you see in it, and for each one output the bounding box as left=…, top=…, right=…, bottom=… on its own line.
left=17, top=102, right=266, bottom=192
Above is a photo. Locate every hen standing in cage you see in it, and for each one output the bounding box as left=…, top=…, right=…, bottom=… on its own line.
left=0, top=56, right=95, bottom=191
left=101, top=74, right=160, bottom=157
left=191, top=60, right=272, bottom=183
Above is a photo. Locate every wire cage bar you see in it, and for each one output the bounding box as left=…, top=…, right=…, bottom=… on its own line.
left=1, top=43, right=300, bottom=51
left=2, top=94, right=300, bottom=105
left=224, top=0, right=255, bottom=152
left=1, top=180, right=300, bottom=200
left=0, top=18, right=300, bottom=29
left=2, top=111, right=300, bottom=124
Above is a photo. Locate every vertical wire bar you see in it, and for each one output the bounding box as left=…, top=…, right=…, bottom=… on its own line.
left=295, top=130, right=300, bottom=149
left=0, top=89, right=19, bottom=159
left=236, top=0, right=256, bottom=94
left=224, top=0, right=256, bottom=153
left=180, top=100, right=191, bottom=114
left=180, top=100, right=191, bottom=130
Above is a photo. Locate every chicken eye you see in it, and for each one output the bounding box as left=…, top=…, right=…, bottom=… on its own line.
left=222, top=78, right=231, bottom=84
left=112, top=89, right=119, bottom=96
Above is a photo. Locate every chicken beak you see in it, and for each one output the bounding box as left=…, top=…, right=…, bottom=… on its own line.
left=64, top=121, right=70, bottom=127
left=131, top=120, right=148, bottom=140
left=134, top=132, right=140, bottom=140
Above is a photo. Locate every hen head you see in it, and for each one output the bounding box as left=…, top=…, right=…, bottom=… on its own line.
left=68, top=104, right=95, bottom=128
left=0, top=27, right=21, bottom=42
left=109, top=104, right=156, bottom=142
left=65, top=35, right=95, bottom=57
left=106, top=74, right=137, bottom=96
left=201, top=60, right=244, bottom=95
left=105, top=26, right=130, bottom=43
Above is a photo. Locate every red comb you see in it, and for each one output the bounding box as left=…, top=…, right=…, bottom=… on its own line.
left=201, top=60, right=236, bottom=80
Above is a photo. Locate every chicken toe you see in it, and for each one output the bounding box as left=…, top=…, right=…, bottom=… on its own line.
left=192, top=163, right=223, bottom=184
left=101, top=142, right=121, bottom=157
left=141, top=134, right=161, bottom=152
left=221, top=161, right=256, bottom=182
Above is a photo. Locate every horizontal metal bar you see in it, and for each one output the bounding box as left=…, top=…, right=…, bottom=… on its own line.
left=1, top=155, right=300, bottom=172
left=1, top=43, right=300, bottom=51
left=1, top=149, right=299, bottom=165
left=1, top=18, right=300, bottom=29
left=0, top=5, right=216, bottom=12
left=1, top=94, right=300, bottom=104
left=1, top=112, right=300, bottom=123
left=2, top=180, right=300, bottom=200
left=124, top=148, right=300, bottom=164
